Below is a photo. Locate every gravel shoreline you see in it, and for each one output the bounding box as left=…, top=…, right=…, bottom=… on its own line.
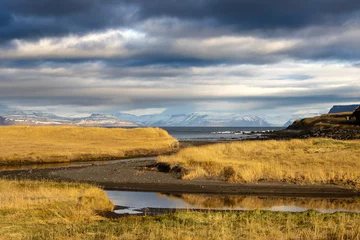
left=1, top=157, right=359, bottom=197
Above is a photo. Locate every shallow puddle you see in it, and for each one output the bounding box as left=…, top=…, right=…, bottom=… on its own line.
left=105, top=191, right=360, bottom=215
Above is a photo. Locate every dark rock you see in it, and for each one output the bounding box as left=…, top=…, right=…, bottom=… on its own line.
left=298, top=127, right=360, bottom=140
left=155, top=162, right=171, bottom=173
left=170, top=165, right=189, bottom=179
left=351, top=106, right=360, bottom=123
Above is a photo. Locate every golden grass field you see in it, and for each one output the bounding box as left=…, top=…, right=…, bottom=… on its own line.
left=0, top=180, right=359, bottom=240
left=0, top=179, right=113, bottom=239
left=0, top=126, right=178, bottom=164
left=158, top=138, right=360, bottom=188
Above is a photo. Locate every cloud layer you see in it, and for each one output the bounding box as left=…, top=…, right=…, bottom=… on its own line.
left=0, top=0, right=359, bottom=116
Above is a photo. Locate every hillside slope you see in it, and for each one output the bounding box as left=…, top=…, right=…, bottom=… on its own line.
left=0, top=126, right=178, bottom=164
left=286, top=112, right=360, bottom=139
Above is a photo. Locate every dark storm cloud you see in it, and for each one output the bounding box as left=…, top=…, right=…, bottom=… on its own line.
left=2, top=0, right=360, bottom=43
left=0, top=0, right=359, bottom=66
left=0, top=0, right=132, bottom=43
left=1, top=0, right=359, bottom=116
left=131, top=0, right=360, bottom=30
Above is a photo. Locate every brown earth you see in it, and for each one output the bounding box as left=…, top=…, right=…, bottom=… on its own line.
left=0, top=157, right=359, bottom=197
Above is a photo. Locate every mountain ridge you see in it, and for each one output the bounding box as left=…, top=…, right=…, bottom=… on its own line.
left=0, top=111, right=137, bottom=127
left=116, top=112, right=272, bottom=127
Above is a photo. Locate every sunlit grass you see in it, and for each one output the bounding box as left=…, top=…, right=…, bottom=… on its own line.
left=2, top=209, right=360, bottom=240
left=158, top=138, right=360, bottom=188
left=0, top=180, right=359, bottom=239
left=0, top=126, right=178, bottom=164
left=0, top=179, right=113, bottom=239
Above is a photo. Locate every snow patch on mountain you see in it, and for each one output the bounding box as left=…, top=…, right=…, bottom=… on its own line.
left=1, top=111, right=137, bottom=127
left=117, top=112, right=272, bottom=127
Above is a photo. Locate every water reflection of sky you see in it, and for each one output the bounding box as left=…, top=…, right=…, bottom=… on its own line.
left=106, top=191, right=360, bottom=215
left=106, top=191, right=197, bottom=214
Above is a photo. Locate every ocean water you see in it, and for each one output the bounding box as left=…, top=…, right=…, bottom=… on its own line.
left=161, top=127, right=284, bottom=141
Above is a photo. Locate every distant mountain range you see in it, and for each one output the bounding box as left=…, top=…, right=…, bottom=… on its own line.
left=0, top=110, right=274, bottom=127
left=0, top=108, right=341, bottom=127
left=116, top=112, right=271, bottom=127
left=0, top=111, right=136, bottom=127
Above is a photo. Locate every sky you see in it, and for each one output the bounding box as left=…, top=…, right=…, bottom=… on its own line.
left=0, top=0, right=360, bottom=117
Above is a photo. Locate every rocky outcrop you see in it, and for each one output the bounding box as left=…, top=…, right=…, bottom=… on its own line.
left=352, top=107, right=360, bottom=122
left=284, top=112, right=360, bottom=140
left=298, top=127, right=360, bottom=140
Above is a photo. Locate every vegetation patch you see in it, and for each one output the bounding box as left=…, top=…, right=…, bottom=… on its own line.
left=0, top=179, right=359, bottom=239
left=0, top=126, right=178, bottom=164
left=0, top=179, right=113, bottom=239
left=158, top=138, right=360, bottom=188
left=2, top=209, right=360, bottom=240
left=288, top=112, right=359, bottom=130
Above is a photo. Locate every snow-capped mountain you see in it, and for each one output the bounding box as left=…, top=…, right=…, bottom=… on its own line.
left=2, top=109, right=321, bottom=127
left=116, top=112, right=271, bottom=127
left=73, top=114, right=136, bottom=127
left=0, top=111, right=137, bottom=127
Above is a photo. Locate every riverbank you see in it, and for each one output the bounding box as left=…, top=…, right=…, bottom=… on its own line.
left=1, top=134, right=360, bottom=239
left=1, top=179, right=359, bottom=240
left=159, top=138, right=360, bottom=190
left=1, top=157, right=359, bottom=197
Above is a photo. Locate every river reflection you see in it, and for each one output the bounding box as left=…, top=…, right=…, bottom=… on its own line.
left=105, top=191, right=360, bottom=214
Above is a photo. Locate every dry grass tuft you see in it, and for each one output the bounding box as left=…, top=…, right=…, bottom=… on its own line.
left=158, top=138, right=360, bottom=188
left=0, top=179, right=113, bottom=238
left=0, top=126, right=178, bottom=164
left=0, top=180, right=359, bottom=239
left=2, top=210, right=360, bottom=240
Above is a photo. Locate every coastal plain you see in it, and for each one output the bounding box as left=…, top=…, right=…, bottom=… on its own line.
left=0, top=125, right=360, bottom=239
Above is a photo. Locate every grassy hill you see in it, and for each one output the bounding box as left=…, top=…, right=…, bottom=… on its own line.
left=0, top=126, right=178, bottom=164
left=287, top=112, right=357, bottom=130
left=284, top=112, right=360, bottom=140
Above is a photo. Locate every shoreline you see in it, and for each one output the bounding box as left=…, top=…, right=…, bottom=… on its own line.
left=1, top=158, right=359, bottom=197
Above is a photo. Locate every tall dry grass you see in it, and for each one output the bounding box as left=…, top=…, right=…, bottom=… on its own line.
left=0, top=180, right=359, bottom=239
left=0, top=179, right=113, bottom=239
left=2, top=210, right=360, bottom=240
left=158, top=138, right=360, bottom=188
left=0, top=126, right=178, bottom=164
